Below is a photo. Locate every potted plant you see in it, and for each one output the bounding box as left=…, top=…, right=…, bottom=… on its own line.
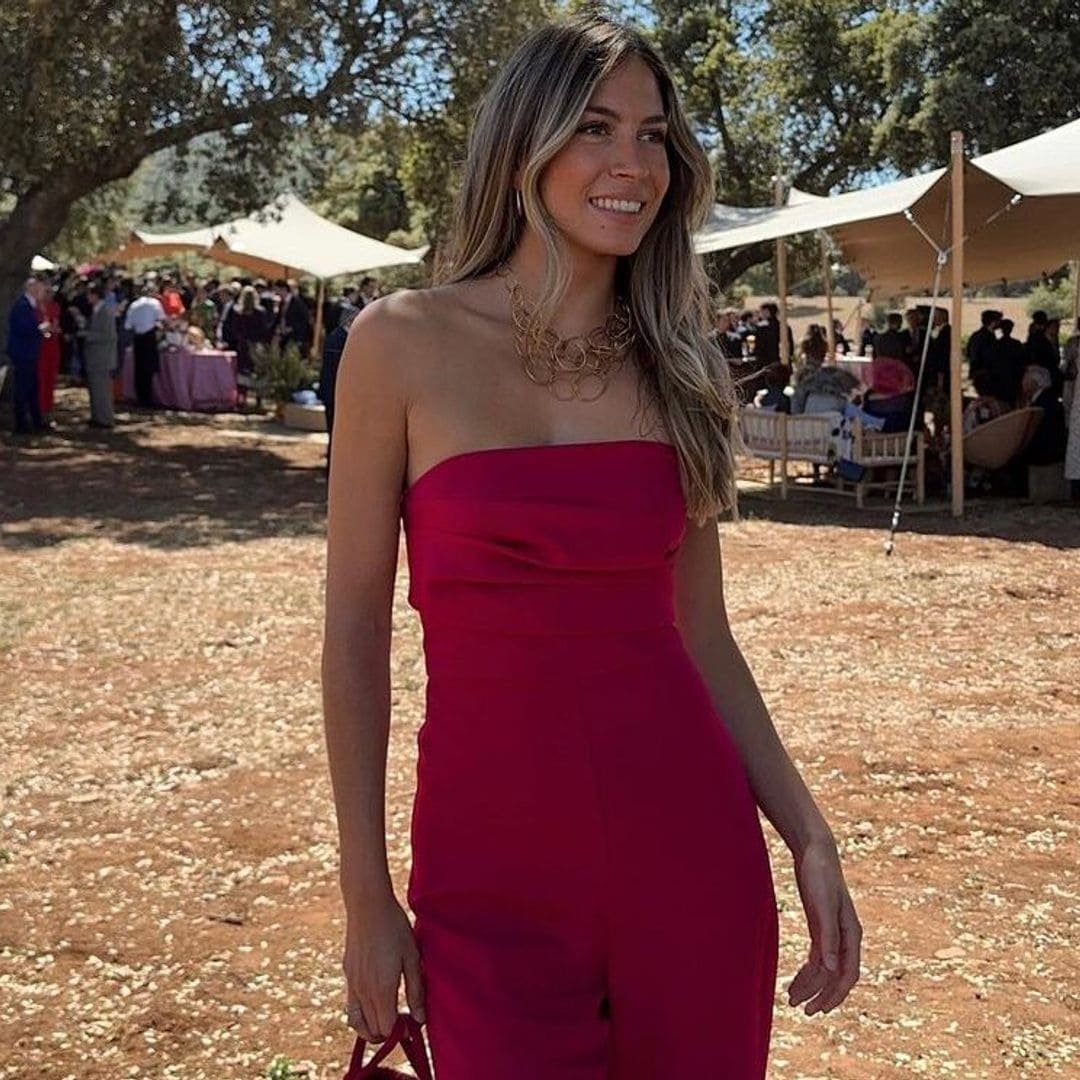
left=251, top=340, right=315, bottom=418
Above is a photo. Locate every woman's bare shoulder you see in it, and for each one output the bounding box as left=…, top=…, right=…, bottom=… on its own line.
left=347, top=281, right=493, bottom=354
left=341, top=281, right=501, bottom=414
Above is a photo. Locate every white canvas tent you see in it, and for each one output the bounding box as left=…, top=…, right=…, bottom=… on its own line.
left=697, top=185, right=825, bottom=241
left=98, top=225, right=216, bottom=263
left=696, top=117, right=1080, bottom=518
left=98, top=195, right=427, bottom=278
left=199, top=194, right=428, bottom=279
left=694, top=118, right=1080, bottom=296
left=95, top=194, right=428, bottom=350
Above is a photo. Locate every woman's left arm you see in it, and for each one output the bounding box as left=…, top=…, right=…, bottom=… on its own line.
left=674, top=516, right=862, bottom=1015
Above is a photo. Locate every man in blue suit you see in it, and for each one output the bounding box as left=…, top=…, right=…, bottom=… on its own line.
left=6, top=278, right=46, bottom=434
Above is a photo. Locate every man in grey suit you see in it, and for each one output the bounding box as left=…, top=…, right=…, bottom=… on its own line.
left=84, top=283, right=117, bottom=428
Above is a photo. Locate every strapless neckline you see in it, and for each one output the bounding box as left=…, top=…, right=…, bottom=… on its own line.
left=403, top=438, right=676, bottom=502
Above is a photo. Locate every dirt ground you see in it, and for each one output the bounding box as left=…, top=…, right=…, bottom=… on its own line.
left=1, top=389, right=1077, bottom=1079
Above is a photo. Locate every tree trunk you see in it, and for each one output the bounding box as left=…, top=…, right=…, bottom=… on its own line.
left=706, top=242, right=774, bottom=293
left=0, top=266, right=25, bottom=365
left=0, top=183, right=84, bottom=356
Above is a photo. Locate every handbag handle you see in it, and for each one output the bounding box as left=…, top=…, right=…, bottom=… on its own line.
left=344, top=1013, right=433, bottom=1080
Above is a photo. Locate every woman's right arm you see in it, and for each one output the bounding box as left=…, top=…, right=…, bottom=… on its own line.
left=321, top=295, right=425, bottom=1038
left=322, top=295, right=408, bottom=903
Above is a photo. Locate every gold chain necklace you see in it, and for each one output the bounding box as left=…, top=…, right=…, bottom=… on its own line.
left=497, top=265, right=636, bottom=402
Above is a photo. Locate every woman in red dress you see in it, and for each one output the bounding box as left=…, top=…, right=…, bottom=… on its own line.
left=322, top=13, right=862, bottom=1078
left=37, top=283, right=62, bottom=419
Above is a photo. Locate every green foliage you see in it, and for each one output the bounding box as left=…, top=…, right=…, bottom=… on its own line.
left=648, top=2, right=909, bottom=201
left=881, top=1, right=1080, bottom=169
left=0, top=0, right=454, bottom=351
left=49, top=178, right=140, bottom=265
left=311, top=118, right=413, bottom=242
left=398, top=1, right=554, bottom=254
left=252, top=340, right=316, bottom=408
left=265, top=1055, right=305, bottom=1080
left=644, top=1, right=925, bottom=288
left=1026, top=275, right=1077, bottom=322
left=0, top=2, right=436, bottom=219
left=868, top=301, right=891, bottom=328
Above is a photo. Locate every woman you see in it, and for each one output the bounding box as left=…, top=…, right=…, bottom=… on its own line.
left=799, top=323, right=828, bottom=368
left=229, top=285, right=271, bottom=374
left=322, top=14, right=861, bottom=1078
left=36, top=282, right=63, bottom=420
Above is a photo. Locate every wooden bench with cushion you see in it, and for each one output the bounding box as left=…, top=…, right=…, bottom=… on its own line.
left=738, top=406, right=925, bottom=507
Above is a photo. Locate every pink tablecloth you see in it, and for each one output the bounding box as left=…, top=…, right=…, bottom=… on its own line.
left=122, top=345, right=238, bottom=411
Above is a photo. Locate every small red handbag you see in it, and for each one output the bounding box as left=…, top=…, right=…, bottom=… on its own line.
left=343, top=1013, right=434, bottom=1080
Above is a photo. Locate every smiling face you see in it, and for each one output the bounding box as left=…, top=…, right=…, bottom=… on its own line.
left=536, top=55, right=671, bottom=261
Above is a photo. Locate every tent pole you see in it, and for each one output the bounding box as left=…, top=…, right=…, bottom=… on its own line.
left=949, top=131, right=965, bottom=518
left=313, top=278, right=326, bottom=361
left=774, top=175, right=790, bottom=367
left=820, top=235, right=836, bottom=359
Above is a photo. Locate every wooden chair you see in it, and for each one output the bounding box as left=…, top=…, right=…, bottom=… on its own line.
left=849, top=422, right=926, bottom=508
left=963, top=407, right=1044, bottom=470
left=738, top=408, right=836, bottom=498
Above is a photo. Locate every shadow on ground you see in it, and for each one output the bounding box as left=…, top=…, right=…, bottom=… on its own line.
left=3, top=387, right=1075, bottom=552
left=732, top=482, right=1079, bottom=549
left=0, top=389, right=328, bottom=550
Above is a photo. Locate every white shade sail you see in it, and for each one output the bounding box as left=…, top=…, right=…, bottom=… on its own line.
left=696, top=185, right=829, bottom=248
left=97, top=194, right=427, bottom=278
left=201, top=194, right=428, bottom=278
left=972, top=117, right=1080, bottom=196
left=96, top=224, right=222, bottom=265
left=694, top=117, right=1080, bottom=296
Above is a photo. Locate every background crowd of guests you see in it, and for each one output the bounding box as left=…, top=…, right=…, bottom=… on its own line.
left=4, top=267, right=380, bottom=436
left=961, top=309, right=1074, bottom=479
left=724, top=298, right=1078, bottom=495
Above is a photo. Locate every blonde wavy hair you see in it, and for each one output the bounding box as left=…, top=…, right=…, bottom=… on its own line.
left=437, top=11, right=740, bottom=523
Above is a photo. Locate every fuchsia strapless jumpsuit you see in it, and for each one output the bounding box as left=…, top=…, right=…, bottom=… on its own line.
left=401, top=439, right=778, bottom=1079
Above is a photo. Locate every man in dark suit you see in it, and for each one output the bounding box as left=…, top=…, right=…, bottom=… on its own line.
left=966, top=309, right=1001, bottom=384
left=6, top=278, right=46, bottom=434
left=752, top=301, right=794, bottom=366
left=987, top=319, right=1026, bottom=404
left=276, top=278, right=313, bottom=358
left=319, top=304, right=365, bottom=466
left=874, top=313, right=911, bottom=364
left=1024, top=310, right=1064, bottom=396
left=905, top=308, right=926, bottom=370
left=928, top=307, right=952, bottom=394
left=744, top=301, right=793, bottom=407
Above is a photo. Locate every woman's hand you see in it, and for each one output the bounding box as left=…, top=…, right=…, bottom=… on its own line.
left=342, top=892, right=426, bottom=1042
left=787, top=835, right=862, bottom=1016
